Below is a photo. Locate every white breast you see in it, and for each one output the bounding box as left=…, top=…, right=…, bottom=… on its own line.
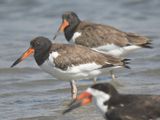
left=72, top=32, right=82, bottom=43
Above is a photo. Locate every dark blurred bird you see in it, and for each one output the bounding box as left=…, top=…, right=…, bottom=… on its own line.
left=63, top=83, right=160, bottom=120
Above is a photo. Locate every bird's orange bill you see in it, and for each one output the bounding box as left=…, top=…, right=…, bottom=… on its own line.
left=10, top=48, right=35, bottom=67
left=59, top=19, right=69, bottom=32
left=63, top=91, right=92, bottom=114
left=53, top=19, right=69, bottom=40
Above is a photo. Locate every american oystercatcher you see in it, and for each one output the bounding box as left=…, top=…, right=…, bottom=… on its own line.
left=63, top=83, right=160, bottom=120
left=53, top=11, right=152, bottom=81
left=54, top=11, right=152, bottom=57
left=11, top=37, right=130, bottom=99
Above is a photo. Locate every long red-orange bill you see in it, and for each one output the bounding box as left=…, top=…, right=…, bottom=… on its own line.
left=11, top=48, right=35, bottom=68
left=53, top=19, right=69, bottom=40
left=59, top=19, right=69, bottom=32
left=63, top=92, right=92, bottom=114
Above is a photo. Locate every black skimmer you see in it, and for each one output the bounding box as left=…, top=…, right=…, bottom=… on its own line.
left=63, top=83, right=160, bottom=120
left=53, top=11, right=152, bottom=81
left=11, top=36, right=130, bottom=99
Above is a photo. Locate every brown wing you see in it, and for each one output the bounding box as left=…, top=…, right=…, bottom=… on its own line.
left=50, top=43, right=125, bottom=70
left=75, top=21, right=151, bottom=48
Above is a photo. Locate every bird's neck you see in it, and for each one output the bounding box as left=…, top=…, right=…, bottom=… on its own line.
left=34, top=48, right=50, bottom=66
left=64, top=21, right=80, bottom=41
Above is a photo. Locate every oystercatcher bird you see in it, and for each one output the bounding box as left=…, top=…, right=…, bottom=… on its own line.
left=11, top=36, right=130, bottom=99
left=53, top=11, right=152, bottom=81
left=54, top=11, right=152, bottom=56
left=63, top=83, right=160, bottom=120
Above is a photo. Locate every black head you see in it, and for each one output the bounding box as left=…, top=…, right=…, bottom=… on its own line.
left=62, top=11, right=80, bottom=26
left=91, top=83, right=118, bottom=96
left=30, top=37, right=51, bottom=55
left=53, top=11, right=81, bottom=41
left=30, top=36, right=52, bottom=65
left=11, top=36, right=52, bottom=67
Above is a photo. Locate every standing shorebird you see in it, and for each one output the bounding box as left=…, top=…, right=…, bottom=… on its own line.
left=53, top=11, right=152, bottom=80
left=63, top=83, right=160, bottom=120
left=11, top=36, right=129, bottom=99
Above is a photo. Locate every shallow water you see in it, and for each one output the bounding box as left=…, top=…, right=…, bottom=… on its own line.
left=0, top=0, right=160, bottom=120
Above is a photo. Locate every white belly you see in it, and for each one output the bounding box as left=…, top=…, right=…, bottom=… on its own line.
left=93, top=44, right=141, bottom=57
left=39, top=60, right=120, bottom=81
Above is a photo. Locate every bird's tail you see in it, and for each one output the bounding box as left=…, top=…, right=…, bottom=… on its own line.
left=127, top=33, right=153, bottom=49
left=140, top=42, right=153, bottom=48
left=122, top=58, right=131, bottom=69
